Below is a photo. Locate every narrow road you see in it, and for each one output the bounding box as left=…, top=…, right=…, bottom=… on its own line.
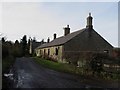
left=7, top=57, right=119, bottom=88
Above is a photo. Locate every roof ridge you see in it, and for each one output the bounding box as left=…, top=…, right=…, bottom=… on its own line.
left=51, top=28, right=86, bottom=42
left=36, top=28, right=86, bottom=49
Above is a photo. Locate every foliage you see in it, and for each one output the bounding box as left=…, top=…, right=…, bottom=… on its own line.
left=2, top=42, right=9, bottom=58
left=21, top=35, right=28, bottom=56
left=2, top=40, right=13, bottom=59
left=89, top=53, right=105, bottom=74
left=44, top=54, right=58, bottom=62
left=2, top=56, right=15, bottom=73
left=13, top=40, right=23, bottom=57
left=63, top=51, right=120, bottom=80
left=1, top=35, right=35, bottom=88
left=2, top=36, right=29, bottom=73
left=64, top=52, right=94, bottom=66
left=2, top=37, right=5, bottom=43
left=33, top=57, right=83, bottom=75
left=34, top=57, right=120, bottom=81
left=2, top=38, right=17, bottom=72
left=2, top=35, right=34, bottom=59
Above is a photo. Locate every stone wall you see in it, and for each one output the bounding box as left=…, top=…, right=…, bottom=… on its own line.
left=36, top=45, right=63, bottom=62
left=64, top=29, right=113, bottom=55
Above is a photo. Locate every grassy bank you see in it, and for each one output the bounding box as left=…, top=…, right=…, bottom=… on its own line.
left=33, top=57, right=84, bottom=76
left=33, top=57, right=120, bottom=81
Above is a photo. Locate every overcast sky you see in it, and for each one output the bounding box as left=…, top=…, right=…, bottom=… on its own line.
left=1, top=0, right=119, bottom=47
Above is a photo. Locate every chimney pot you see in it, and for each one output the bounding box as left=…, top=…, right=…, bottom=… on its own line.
left=86, top=13, right=93, bottom=29
left=67, top=25, right=69, bottom=28
left=54, top=33, right=56, bottom=40
left=64, top=25, right=70, bottom=36
left=47, top=37, right=50, bottom=43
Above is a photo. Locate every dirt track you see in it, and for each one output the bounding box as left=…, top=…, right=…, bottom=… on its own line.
left=6, top=57, right=119, bottom=88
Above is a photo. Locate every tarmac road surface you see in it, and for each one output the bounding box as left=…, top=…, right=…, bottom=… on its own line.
left=6, top=57, right=119, bottom=88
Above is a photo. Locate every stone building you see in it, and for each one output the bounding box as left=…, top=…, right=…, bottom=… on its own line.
left=35, top=13, right=113, bottom=63
left=29, top=38, right=46, bottom=55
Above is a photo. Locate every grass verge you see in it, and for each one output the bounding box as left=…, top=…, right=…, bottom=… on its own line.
left=33, top=57, right=120, bottom=82
left=33, top=57, right=84, bottom=76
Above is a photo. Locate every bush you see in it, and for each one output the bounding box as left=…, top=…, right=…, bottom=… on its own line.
left=2, top=43, right=9, bottom=59
left=89, top=53, right=105, bottom=74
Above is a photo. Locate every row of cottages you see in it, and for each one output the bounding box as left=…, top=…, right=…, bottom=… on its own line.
left=29, top=38, right=46, bottom=55
left=35, top=13, right=113, bottom=63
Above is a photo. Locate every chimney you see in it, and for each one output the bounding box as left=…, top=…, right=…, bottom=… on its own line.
left=41, top=39, right=44, bottom=44
left=64, top=25, right=70, bottom=36
left=47, top=37, right=50, bottom=43
left=86, top=13, right=93, bottom=29
left=54, top=33, right=56, bottom=40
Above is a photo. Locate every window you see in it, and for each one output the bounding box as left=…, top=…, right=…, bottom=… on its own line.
left=55, top=48, right=58, bottom=55
left=104, top=50, right=109, bottom=54
left=48, top=49, right=50, bottom=55
left=44, top=49, right=46, bottom=55
left=40, top=50, right=41, bottom=54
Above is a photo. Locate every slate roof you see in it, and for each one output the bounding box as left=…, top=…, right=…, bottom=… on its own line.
left=36, top=28, right=86, bottom=49
left=32, top=42, right=42, bottom=50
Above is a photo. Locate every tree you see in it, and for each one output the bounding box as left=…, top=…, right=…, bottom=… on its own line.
left=2, top=39, right=13, bottom=59
left=12, top=40, right=23, bottom=57
left=2, top=42, right=8, bottom=58
left=2, top=37, right=5, bottom=43
left=15, top=40, right=19, bottom=45
left=21, top=35, right=28, bottom=56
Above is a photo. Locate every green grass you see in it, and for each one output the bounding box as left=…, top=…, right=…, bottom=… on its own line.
left=33, top=57, right=120, bottom=81
left=33, top=57, right=84, bottom=75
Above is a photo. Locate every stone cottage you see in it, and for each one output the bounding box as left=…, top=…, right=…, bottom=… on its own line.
left=35, top=13, right=113, bottom=63
left=29, top=38, right=46, bottom=55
